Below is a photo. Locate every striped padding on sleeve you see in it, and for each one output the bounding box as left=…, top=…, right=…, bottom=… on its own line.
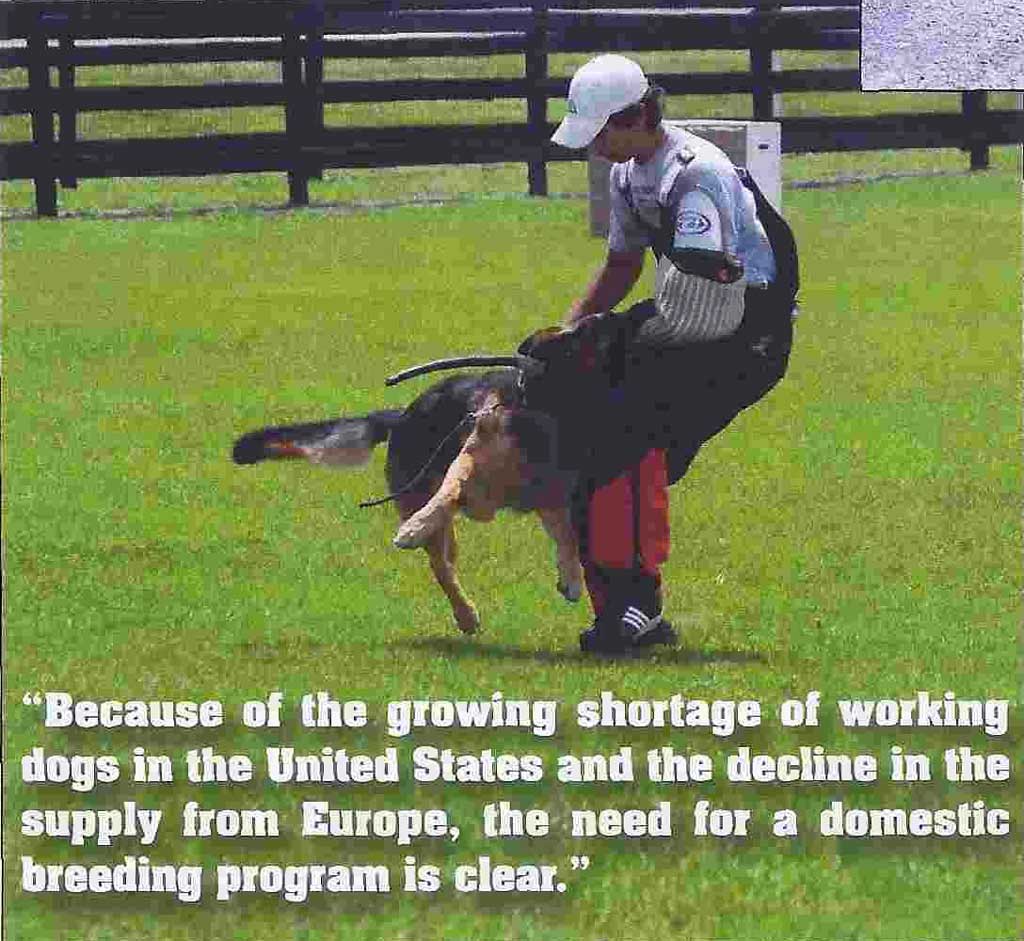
left=639, top=255, right=746, bottom=345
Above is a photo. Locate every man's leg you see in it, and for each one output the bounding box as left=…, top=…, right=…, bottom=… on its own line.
left=575, top=447, right=676, bottom=652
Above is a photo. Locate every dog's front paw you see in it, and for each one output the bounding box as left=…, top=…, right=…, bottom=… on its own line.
left=393, top=518, right=430, bottom=549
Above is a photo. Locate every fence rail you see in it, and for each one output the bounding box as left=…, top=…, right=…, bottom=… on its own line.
left=1, top=0, right=1020, bottom=217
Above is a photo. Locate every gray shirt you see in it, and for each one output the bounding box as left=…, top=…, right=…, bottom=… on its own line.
left=607, top=125, right=777, bottom=286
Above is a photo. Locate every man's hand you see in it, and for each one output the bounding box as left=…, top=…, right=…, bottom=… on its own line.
left=566, top=249, right=645, bottom=326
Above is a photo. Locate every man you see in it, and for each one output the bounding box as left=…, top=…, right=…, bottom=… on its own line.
left=550, top=53, right=798, bottom=654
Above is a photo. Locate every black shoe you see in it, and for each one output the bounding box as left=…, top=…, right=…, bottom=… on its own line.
left=579, top=621, right=633, bottom=655
left=633, top=618, right=677, bottom=648
left=579, top=610, right=677, bottom=654
left=620, top=606, right=677, bottom=647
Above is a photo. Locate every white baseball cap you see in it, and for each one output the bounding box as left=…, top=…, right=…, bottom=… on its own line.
left=551, top=54, right=649, bottom=149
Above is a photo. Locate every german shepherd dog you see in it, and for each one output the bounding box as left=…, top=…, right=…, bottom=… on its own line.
left=233, top=369, right=584, bottom=634
left=231, top=314, right=646, bottom=635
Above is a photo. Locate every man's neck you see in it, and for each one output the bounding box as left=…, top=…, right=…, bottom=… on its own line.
left=633, top=125, right=668, bottom=164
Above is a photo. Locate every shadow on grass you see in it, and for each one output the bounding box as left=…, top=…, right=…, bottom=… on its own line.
left=399, top=636, right=765, bottom=668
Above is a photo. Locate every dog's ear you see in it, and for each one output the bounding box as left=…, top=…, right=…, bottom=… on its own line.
left=518, top=314, right=624, bottom=361
left=516, top=324, right=563, bottom=358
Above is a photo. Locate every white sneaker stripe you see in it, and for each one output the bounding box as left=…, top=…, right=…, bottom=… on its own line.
left=622, top=608, right=648, bottom=627
left=622, top=607, right=662, bottom=639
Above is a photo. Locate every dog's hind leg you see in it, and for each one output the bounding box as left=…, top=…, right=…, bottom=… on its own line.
left=537, top=506, right=583, bottom=604
left=424, top=521, right=480, bottom=634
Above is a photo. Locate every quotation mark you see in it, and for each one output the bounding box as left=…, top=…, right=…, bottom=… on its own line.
left=569, top=856, right=590, bottom=871
left=23, top=691, right=43, bottom=706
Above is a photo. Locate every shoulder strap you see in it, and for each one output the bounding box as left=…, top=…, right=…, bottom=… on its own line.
left=618, top=149, right=695, bottom=260
left=614, top=162, right=636, bottom=213
left=658, top=146, right=695, bottom=205
left=736, top=167, right=799, bottom=305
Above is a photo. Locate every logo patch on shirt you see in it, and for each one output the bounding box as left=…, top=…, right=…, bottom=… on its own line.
left=677, top=210, right=712, bottom=236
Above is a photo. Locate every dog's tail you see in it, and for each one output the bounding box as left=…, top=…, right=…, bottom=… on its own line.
left=232, top=409, right=404, bottom=467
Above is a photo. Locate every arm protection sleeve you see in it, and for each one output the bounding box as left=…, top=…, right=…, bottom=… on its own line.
left=640, top=255, right=747, bottom=344
left=637, top=185, right=747, bottom=345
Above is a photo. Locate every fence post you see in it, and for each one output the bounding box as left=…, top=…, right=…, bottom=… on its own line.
left=525, top=0, right=549, bottom=197
left=303, top=0, right=325, bottom=183
left=58, top=35, right=78, bottom=189
left=27, top=28, right=58, bottom=217
left=282, top=12, right=309, bottom=206
left=962, top=91, right=989, bottom=171
left=750, top=0, right=782, bottom=121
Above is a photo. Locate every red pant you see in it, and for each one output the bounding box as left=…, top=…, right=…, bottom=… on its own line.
left=582, top=447, right=670, bottom=617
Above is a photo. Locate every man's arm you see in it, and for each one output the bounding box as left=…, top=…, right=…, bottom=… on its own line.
left=566, top=249, right=645, bottom=325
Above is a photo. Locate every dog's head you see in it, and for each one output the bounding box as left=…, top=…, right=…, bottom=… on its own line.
left=514, top=314, right=640, bottom=473
left=517, top=312, right=644, bottom=406
left=517, top=315, right=622, bottom=378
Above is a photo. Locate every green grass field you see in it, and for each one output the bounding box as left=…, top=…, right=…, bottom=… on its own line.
left=3, top=156, right=1020, bottom=940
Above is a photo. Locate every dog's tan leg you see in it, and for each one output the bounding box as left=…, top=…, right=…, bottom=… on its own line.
left=424, top=521, right=480, bottom=634
left=394, top=395, right=512, bottom=550
left=446, top=520, right=459, bottom=568
left=537, top=505, right=583, bottom=603
left=393, top=446, right=476, bottom=549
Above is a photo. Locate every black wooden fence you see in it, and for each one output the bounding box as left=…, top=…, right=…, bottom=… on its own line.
left=1, top=0, right=1020, bottom=217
